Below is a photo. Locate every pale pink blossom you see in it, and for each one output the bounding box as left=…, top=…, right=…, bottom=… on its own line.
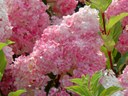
left=5, top=0, right=50, bottom=55
left=11, top=56, right=50, bottom=89
left=32, top=6, right=106, bottom=75
left=0, top=0, right=12, bottom=42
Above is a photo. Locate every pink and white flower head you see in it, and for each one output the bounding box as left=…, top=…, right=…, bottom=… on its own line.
left=9, top=6, right=106, bottom=95
left=32, top=6, right=106, bottom=76
left=106, top=0, right=128, bottom=27
left=0, top=0, right=12, bottom=42
left=6, top=0, right=50, bottom=55
left=11, top=55, right=50, bottom=90
left=52, top=0, right=78, bottom=16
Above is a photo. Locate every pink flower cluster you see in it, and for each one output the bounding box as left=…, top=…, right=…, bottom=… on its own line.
left=5, top=0, right=50, bottom=55
left=11, top=56, right=50, bottom=90
left=32, top=5, right=106, bottom=76
left=8, top=6, right=106, bottom=95
left=52, top=0, right=78, bottom=16
left=116, top=30, right=128, bottom=54
left=106, top=0, right=128, bottom=27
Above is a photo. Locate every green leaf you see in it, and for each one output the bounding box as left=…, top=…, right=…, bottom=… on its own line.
left=106, top=12, right=128, bottom=31
left=109, top=22, right=122, bottom=42
left=0, top=40, right=14, bottom=50
left=8, top=90, right=26, bottom=96
left=70, top=75, right=89, bottom=88
left=100, top=46, right=111, bottom=69
left=102, top=35, right=115, bottom=51
left=70, top=78, right=85, bottom=86
left=90, top=71, right=103, bottom=93
left=0, top=50, right=7, bottom=81
left=81, top=74, right=90, bottom=86
left=100, top=86, right=122, bottom=96
left=97, top=85, right=105, bottom=96
left=66, top=86, right=91, bottom=96
left=42, top=0, right=47, bottom=5
left=87, top=0, right=112, bottom=11
left=67, top=71, right=121, bottom=96
left=117, top=52, right=128, bottom=73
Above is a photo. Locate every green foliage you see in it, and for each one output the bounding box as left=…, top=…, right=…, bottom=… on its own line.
left=66, top=71, right=122, bottom=96
left=0, top=40, right=14, bottom=81
left=99, top=86, right=122, bottom=96
left=109, top=22, right=122, bottom=43
left=8, top=90, right=26, bottom=96
left=106, top=13, right=128, bottom=31
left=86, top=0, right=112, bottom=11
left=117, top=53, right=128, bottom=73
left=100, top=46, right=111, bottom=69
left=101, top=35, right=115, bottom=52
left=42, top=0, right=47, bottom=5
left=0, top=40, right=14, bottom=50
left=0, top=50, right=7, bottom=81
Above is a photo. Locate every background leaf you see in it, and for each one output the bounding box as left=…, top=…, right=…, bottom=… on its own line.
left=0, top=40, right=14, bottom=50
left=100, top=86, right=122, bottom=96
left=86, top=0, right=112, bottom=11
left=106, top=12, right=128, bottom=31
left=8, top=90, right=26, bottom=96
left=0, top=50, right=7, bottom=81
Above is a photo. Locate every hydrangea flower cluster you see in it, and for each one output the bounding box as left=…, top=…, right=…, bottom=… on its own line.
left=11, top=56, right=50, bottom=90
left=106, top=0, right=128, bottom=27
left=8, top=6, right=106, bottom=95
left=32, top=5, right=106, bottom=76
left=5, top=0, right=50, bottom=55
left=52, top=0, right=78, bottom=16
